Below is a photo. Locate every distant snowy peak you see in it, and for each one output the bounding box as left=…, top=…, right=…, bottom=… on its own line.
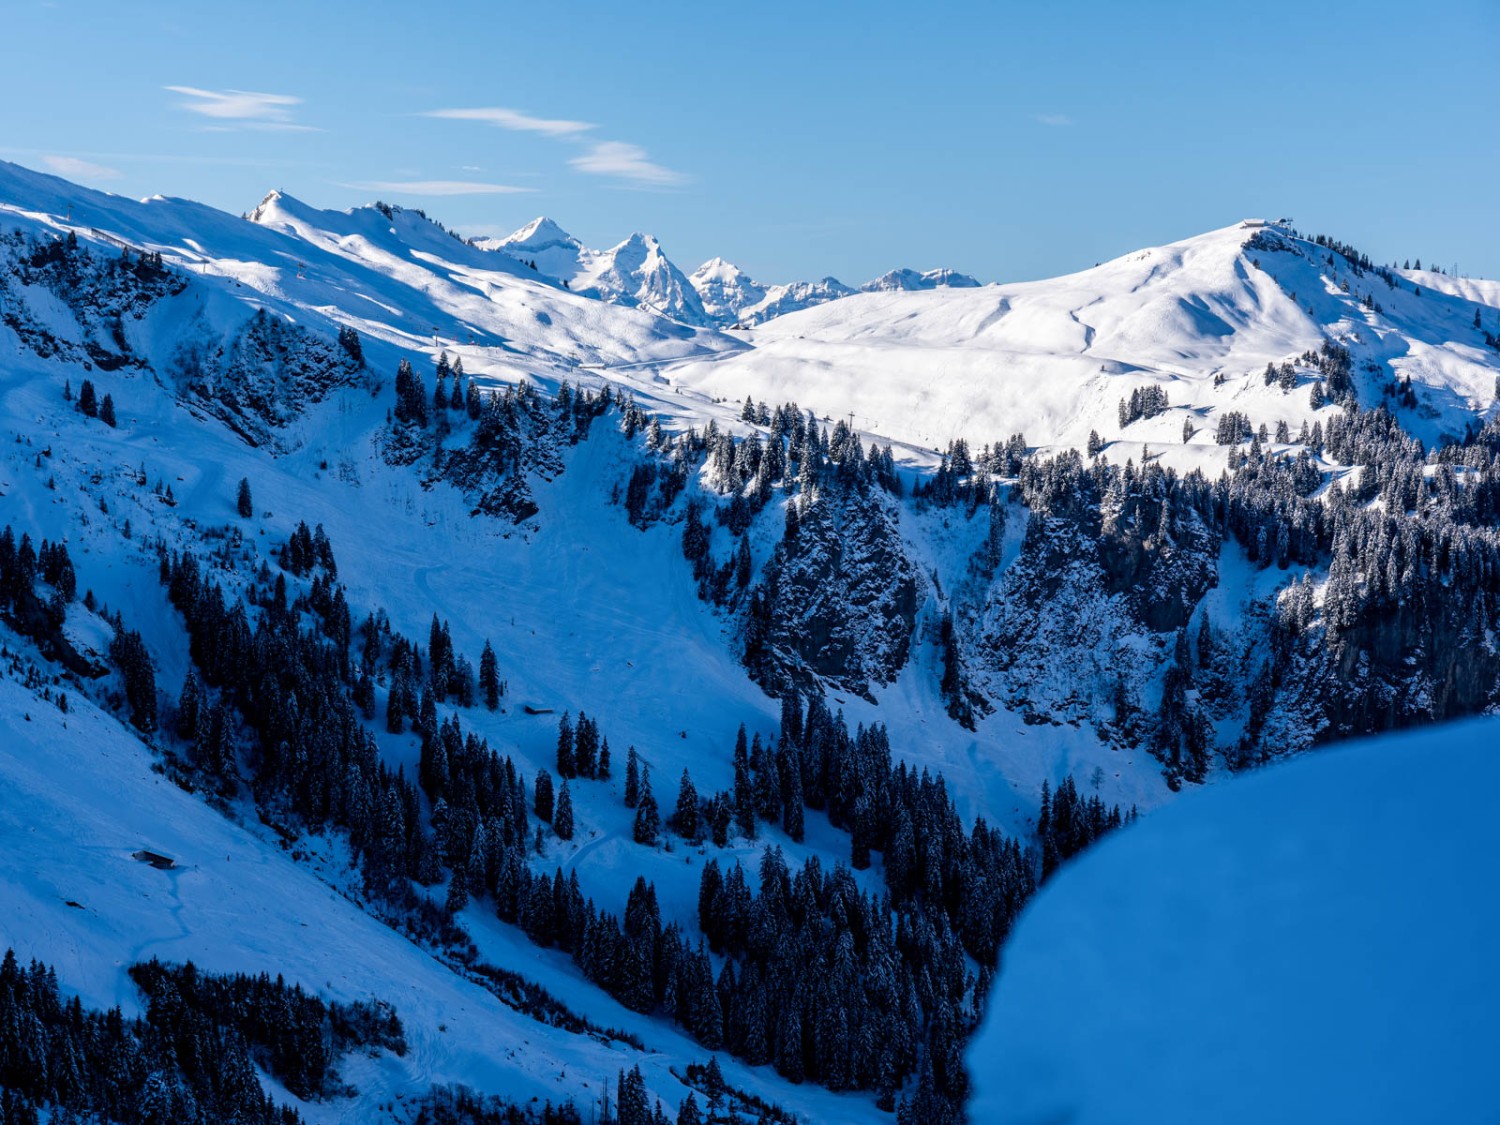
left=685, top=260, right=860, bottom=328
left=690, top=257, right=769, bottom=325
left=247, top=189, right=284, bottom=226
left=473, top=214, right=984, bottom=327
left=687, top=259, right=983, bottom=327
left=589, top=232, right=710, bottom=326
left=738, top=277, right=858, bottom=326
left=490, top=215, right=582, bottom=254
left=474, top=217, right=710, bottom=325
left=474, top=215, right=592, bottom=290
left=860, top=266, right=982, bottom=293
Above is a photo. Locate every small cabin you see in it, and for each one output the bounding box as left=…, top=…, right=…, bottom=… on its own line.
left=132, top=850, right=176, bottom=870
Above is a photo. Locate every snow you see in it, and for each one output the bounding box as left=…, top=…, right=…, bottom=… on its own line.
left=689, top=257, right=769, bottom=326
left=664, top=221, right=1500, bottom=454
left=968, top=718, right=1500, bottom=1125
left=0, top=162, right=896, bottom=1119
left=0, top=160, right=740, bottom=392
left=3, top=156, right=1498, bottom=1122
left=0, top=673, right=881, bottom=1125
left=478, top=216, right=712, bottom=326
left=859, top=266, right=981, bottom=292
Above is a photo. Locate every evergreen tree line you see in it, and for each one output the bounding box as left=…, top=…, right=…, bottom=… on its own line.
left=1117, top=385, right=1169, bottom=428
left=158, top=532, right=631, bottom=1053
left=388, top=355, right=617, bottom=525
left=623, top=396, right=902, bottom=539
left=0, top=949, right=400, bottom=1125
left=159, top=545, right=448, bottom=904
left=1036, top=776, right=1135, bottom=878
left=0, top=525, right=75, bottom=640
left=128, top=958, right=405, bottom=1101
left=1011, top=404, right=1500, bottom=764
left=912, top=436, right=1027, bottom=508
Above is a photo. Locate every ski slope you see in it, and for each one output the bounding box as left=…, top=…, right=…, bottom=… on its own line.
left=967, top=718, right=1500, bottom=1125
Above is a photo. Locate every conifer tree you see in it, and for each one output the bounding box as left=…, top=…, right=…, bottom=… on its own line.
left=534, top=768, right=555, bottom=822
left=574, top=713, right=599, bottom=778
left=385, top=673, right=406, bottom=733
left=733, top=727, right=756, bottom=839
left=99, top=394, right=116, bottom=427
left=479, top=641, right=500, bottom=710
left=554, top=782, right=575, bottom=840
left=445, top=865, right=469, bottom=914
left=633, top=772, right=660, bottom=845
left=674, top=769, right=700, bottom=840
left=556, top=713, right=576, bottom=778
left=236, top=477, right=254, bottom=519
left=624, top=747, right=641, bottom=808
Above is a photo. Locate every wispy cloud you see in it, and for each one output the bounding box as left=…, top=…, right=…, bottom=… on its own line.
left=428, top=104, right=687, bottom=188
left=569, top=141, right=686, bottom=187
left=166, top=86, right=316, bottom=131
left=1033, top=113, right=1074, bottom=127
left=347, top=179, right=535, bottom=196
left=424, top=106, right=595, bottom=138
left=42, top=155, right=122, bottom=181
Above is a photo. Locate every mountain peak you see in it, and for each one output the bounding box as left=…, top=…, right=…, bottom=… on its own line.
left=861, top=266, right=982, bottom=293
left=692, top=256, right=749, bottom=282
left=247, top=189, right=287, bottom=225
left=499, top=216, right=580, bottom=250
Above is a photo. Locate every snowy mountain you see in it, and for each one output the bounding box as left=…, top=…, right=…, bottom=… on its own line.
left=688, top=257, right=769, bottom=325
left=689, top=261, right=978, bottom=328
left=968, top=717, right=1499, bottom=1124
left=729, top=276, right=860, bottom=328
left=859, top=266, right=981, bottom=292
left=478, top=217, right=711, bottom=326
left=669, top=220, right=1500, bottom=454
left=1, top=157, right=1498, bottom=1125
left=476, top=218, right=980, bottom=330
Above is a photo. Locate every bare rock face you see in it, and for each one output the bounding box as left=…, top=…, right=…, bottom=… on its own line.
left=172, top=308, right=366, bottom=448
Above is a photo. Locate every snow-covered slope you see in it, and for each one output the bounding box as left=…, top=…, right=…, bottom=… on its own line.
left=968, top=718, right=1499, bottom=1125
left=666, top=221, right=1500, bottom=457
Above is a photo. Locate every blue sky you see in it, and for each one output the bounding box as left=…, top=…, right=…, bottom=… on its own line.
left=3, top=0, right=1497, bottom=284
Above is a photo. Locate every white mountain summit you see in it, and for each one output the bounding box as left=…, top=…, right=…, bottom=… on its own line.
left=478, top=214, right=982, bottom=328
